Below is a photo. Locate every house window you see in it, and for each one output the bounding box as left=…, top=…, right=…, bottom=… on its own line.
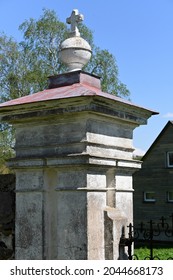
left=167, top=152, right=173, bottom=167
left=167, top=191, right=173, bottom=202
left=144, top=192, right=156, bottom=202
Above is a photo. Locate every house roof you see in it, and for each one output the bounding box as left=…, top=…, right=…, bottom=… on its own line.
left=142, top=120, right=173, bottom=160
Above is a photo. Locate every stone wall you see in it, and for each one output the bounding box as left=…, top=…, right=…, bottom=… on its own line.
left=0, top=174, right=15, bottom=259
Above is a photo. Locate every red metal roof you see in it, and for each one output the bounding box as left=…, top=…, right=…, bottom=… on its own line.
left=0, top=82, right=157, bottom=115
left=0, top=83, right=94, bottom=107
left=0, top=70, right=158, bottom=116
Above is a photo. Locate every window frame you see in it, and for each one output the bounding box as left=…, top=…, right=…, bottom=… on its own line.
left=166, top=151, right=173, bottom=167
left=143, top=191, right=156, bottom=202
left=167, top=191, right=173, bottom=202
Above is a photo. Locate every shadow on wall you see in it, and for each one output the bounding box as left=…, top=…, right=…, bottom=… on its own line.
left=0, top=174, right=15, bottom=259
left=118, top=226, right=129, bottom=260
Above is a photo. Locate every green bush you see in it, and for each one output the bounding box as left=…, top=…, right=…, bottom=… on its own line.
left=134, top=246, right=173, bottom=260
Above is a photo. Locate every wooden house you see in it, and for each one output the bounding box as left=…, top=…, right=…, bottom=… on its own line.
left=133, top=121, right=173, bottom=227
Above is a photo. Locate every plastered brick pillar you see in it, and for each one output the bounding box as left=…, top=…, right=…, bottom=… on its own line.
left=43, top=167, right=107, bottom=260
left=15, top=170, right=44, bottom=259
left=0, top=71, right=156, bottom=259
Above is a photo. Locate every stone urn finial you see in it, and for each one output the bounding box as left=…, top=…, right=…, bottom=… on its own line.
left=59, top=9, right=92, bottom=72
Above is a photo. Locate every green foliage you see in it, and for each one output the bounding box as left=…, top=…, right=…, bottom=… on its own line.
left=0, top=8, right=130, bottom=102
left=134, top=246, right=173, bottom=260
left=0, top=8, right=130, bottom=172
left=86, top=48, right=129, bottom=96
left=0, top=34, right=22, bottom=101
left=0, top=124, right=15, bottom=173
left=18, top=9, right=68, bottom=92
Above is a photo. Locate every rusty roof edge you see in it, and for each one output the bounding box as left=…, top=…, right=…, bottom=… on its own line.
left=93, top=91, right=158, bottom=116
left=0, top=83, right=158, bottom=117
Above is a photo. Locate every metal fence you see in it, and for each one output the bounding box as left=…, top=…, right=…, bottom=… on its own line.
left=120, top=214, right=173, bottom=260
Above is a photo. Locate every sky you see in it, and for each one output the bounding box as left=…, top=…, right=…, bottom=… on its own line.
left=0, top=0, right=173, bottom=155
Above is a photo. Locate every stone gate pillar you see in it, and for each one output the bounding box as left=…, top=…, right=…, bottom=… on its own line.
left=0, top=9, right=157, bottom=260
left=0, top=71, right=157, bottom=259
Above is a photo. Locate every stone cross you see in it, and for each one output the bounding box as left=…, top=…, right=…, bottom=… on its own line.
left=66, top=9, right=84, bottom=37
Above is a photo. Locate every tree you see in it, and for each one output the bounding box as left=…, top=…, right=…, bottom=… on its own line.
left=0, top=9, right=130, bottom=102
left=0, top=124, right=14, bottom=173
left=85, top=48, right=129, bottom=96
left=0, top=34, right=22, bottom=102
left=0, top=8, right=130, bottom=172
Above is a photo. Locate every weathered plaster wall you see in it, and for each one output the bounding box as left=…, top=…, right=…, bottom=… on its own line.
left=12, top=113, right=138, bottom=260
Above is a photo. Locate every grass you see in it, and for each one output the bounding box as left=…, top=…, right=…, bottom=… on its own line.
left=134, top=245, right=173, bottom=260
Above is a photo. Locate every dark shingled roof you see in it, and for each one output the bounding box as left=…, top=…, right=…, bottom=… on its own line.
left=142, top=120, right=173, bottom=160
